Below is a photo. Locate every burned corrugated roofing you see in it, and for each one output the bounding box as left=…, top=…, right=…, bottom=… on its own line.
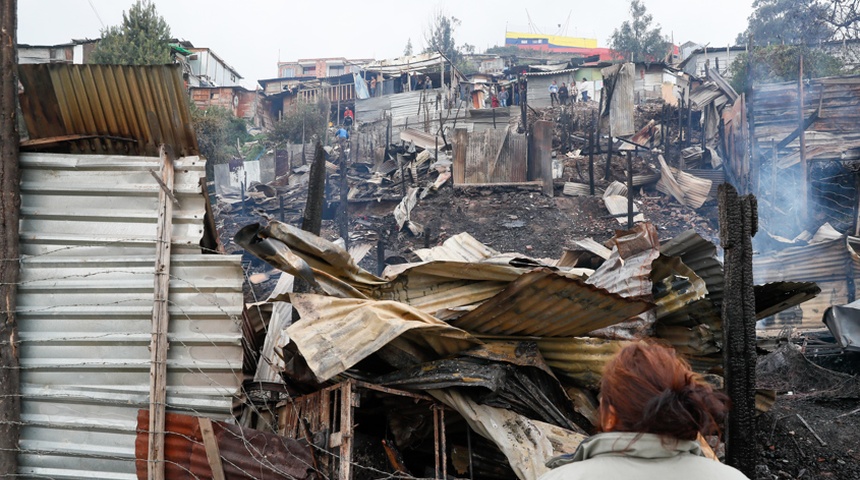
left=18, top=63, right=199, bottom=157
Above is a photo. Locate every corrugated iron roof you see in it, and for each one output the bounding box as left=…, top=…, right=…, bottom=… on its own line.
left=18, top=64, right=199, bottom=157
left=413, top=232, right=500, bottom=262
left=450, top=268, right=652, bottom=337
left=16, top=153, right=243, bottom=479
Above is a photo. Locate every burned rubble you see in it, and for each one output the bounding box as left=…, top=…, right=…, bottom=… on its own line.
left=203, top=57, right=860, bottom=479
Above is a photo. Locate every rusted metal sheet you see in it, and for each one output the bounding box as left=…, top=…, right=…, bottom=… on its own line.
left=455, top=128, right=528, bottom=185
left=755, top=236, right=859, bottom=329
left=536, top=337, right=631, bottom=390
left=755, top=281, right=821, bottom=320
left=18, top=64, right=198, bottom=157
left=722, top=93, right=752, bottom=192
left=586, top=223, right=660, bottom=300
left=660, top=229, right=724, bottom=305
left=651, top=254, right=708, bottom=318
left=450, top=268, right=652, bottom=337
left=753, top=75, right=860, bottom=165
left=601, top=63, right=635, bottom=137
left=286, top=293, right=480, bottom=381
left=413, top=232, right=500, bottom=262
left=135, top=410, right=315, bottom=480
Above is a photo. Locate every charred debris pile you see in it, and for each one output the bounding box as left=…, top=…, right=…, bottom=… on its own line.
left=231, top=219, right=819, bottom=480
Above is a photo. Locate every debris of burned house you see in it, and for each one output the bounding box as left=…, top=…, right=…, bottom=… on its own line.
left=232, top=218, right=818, bottom=480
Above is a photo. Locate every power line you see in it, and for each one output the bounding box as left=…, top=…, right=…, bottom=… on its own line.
left=87, top=0, right=106, bottom=29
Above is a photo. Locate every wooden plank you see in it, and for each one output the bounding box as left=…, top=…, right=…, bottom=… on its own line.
left=197, top=417, right=226, bottom=480
left=453, top=128, right=467, bottom=185
left=339, top=382, right=354, bottom=480
left=148, top=146, right=174, bottom=480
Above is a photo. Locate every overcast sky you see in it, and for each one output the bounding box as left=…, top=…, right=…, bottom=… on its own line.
left=18, top=0, right=755, bottom=88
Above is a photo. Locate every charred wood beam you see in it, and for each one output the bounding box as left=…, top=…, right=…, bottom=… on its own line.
left=718, top=183, right=758, bottom=478
left=775, top=109, right=819, bottom=151
left=301, top=141, right=326, bottom=235
left=0, top=0, right=21, bottom=474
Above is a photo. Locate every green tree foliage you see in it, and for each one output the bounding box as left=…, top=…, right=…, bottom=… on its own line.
left=190, top=105, right=249, bottom=165
left=91, top=0, right=171, bottom=65
left=424, top=10, right=467, bottom=63
left=610, top=0, right=671, bottom=62
left=729, top=45, right=844, bottom=93
left=736, top=0, right=833, bottom=46
left=404, top=38, right=413, bottom=56
left=267, top=101, right=329, bottom=146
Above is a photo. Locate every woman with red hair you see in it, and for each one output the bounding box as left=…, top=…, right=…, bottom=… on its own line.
left=540, top=341, right=750, bottom=480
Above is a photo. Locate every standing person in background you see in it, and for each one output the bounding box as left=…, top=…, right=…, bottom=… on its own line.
left=549, top=80, right=559, bottom=106
left=570, top=81, right=579, bottom=104
left=579, top=78, right=589, bottom=102
left=498, top=86, right=509, bottom=107
left=369, top=76, right=377, bottom=97
left=424, top=75, right=433, bottom=90
left=539, top=341, right=750, bottom=480
left=558, top=82, right=569, bottom=106
left=342, top=107, right=354, bottom=130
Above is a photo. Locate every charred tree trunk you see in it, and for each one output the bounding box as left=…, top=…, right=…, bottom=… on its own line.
left=337, top=141, right=349, bottom=249
left=718, top=183, right=758, bottom=478
left=302, top=141, right=326, bottom=235
left=0, top=0, right=21, bottom=474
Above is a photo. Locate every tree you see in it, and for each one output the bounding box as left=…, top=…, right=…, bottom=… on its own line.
left=190, top=104, right=249, bottom=181
left=729, top=44, right=844, bottom=93
left=610, top=0, right=671, bottom=63
left=736, top=0, right=833, bottom=46
left=91, top=0, right=171, bottom=65
left=266, top=100, right=329, bottom=146
left=424, top=10, right=462, bottom=62
left=404, top=38, right=413, bottom=56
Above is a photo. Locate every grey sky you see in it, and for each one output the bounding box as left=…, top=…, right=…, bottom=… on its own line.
left=18, top=0, right=754, bottom=88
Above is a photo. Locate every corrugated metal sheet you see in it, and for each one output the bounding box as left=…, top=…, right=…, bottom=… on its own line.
left=453, top=127, right=528, bottom=184
left=18, top=64, right=199, bottom=157
left=536, top=337, right=631, bottom=389
left=413, top=232, right=500, bottom=262
left=450, top=268, right=652, bottom=337
left=660, top=230, right=724, bottom=305
left=753, top=75, right=860, bottom=164
left=17, top=153, right=243, bottom=479
left=755, top=236, right=860, bottom=329
left=135, top=410, right=316, bottom=480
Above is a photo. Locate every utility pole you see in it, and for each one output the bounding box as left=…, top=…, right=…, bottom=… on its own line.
left=0, top=0, right=21, bottom=474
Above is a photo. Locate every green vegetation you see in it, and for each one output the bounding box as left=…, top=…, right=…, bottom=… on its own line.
left=190, top=105, right=249, bottom=165
left=729, top=45, right=845, bottom=93
left=91, top=0, right=172, bottom=65
left=609, top=0, right=671, bottom=62
left=266, top=100, right=329, bottom=146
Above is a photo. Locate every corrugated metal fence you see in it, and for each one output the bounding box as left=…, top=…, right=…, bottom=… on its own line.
left=16, top=153, right=243, bottom=479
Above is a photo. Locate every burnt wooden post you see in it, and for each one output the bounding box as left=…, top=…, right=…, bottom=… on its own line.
left=301, top=141, right=326, bottom=235
left=604, top=133, right=613, bottom=181
left=627, top=153, right=634, bottom=229
left=337, top=142, right=349, bottom=249
left=798, top=54, right=808, bottom=223
left=0, top=0, right=21, bottom=474
left=531, top=120, right=554, bottom=196
left=718, top=183, right=758, bottom=478
left=376, top=234, right=385, bottom=276
left=520, top=77, right=528, bottom=134
left=589, top=110, right=595, bottom=195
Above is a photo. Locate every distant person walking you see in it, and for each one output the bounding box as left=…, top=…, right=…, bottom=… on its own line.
left=558, top=82, right=569, bottom=106
left=549, top=80, right=559, bottom=106
left=343, top=107, right=354, bottom=129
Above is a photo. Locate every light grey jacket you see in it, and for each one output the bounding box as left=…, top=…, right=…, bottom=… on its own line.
left=539, top=432, right=751, bottom=480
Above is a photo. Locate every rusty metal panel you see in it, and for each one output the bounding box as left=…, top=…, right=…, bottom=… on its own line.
left=660, top=229, right=725, bottom=305
left=135, top=410, right=315, bottom=480
left=505, top=131, right=528, bottom=182
left=536, top=337, right=630, bottom=389
left=18, top=64, right=199, bottom=157
left=453, top=128, right=467, bottom=184
left=413, top=232, right=500, bottom=262
left=450, top=268, right=652, bottom=337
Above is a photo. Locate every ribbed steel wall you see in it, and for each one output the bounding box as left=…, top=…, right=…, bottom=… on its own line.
left=16, top=153, right=244, bottom=479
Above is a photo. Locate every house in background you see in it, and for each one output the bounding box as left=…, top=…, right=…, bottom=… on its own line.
left=679, top=45, right=746, bottom=79
left=277, top=57, right=372, bottom=79
left=17, top=38, right=100, bottom=64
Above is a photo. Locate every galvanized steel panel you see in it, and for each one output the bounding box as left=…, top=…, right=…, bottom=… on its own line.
left=17, top=153, right=243, bottom=479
